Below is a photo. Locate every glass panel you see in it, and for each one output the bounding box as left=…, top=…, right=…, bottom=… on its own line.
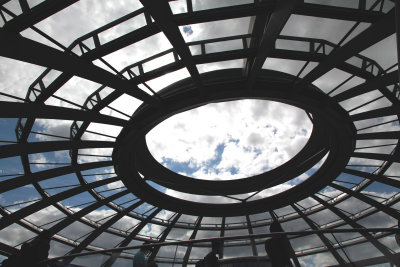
left=180, top=17, right=251, bottom=42
left=0, top=57, right=45, bottom=101
left=32, top=0, right=144, bottom=46
left=0, top=223, right=36, bottom=247
left=192, top=0, right=253, bottom=11
left=90, top=232, right=124, bottom=249
left=305, top=0, right=358, bottom=8
left=98, top=13, right=147, bottom=45
left=103, top=33, right=172, bottom=71
left=263, top=58, right=318, bottom=78
left=281, top=15, right=356, bottom=44
left=312, top=68, right=353, bottom=94
left=205, top=39, right=243, bottom=54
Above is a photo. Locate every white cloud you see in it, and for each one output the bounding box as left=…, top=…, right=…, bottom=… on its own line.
left=281, top=14, right=369, bottom=45
left=29, top=153, right=50, bottom=169
left=147, top=99, right=312, bottom=181
left=0, top=57, right=45, bottom=101
left=23, top=0, right=144, bottom=47
left=33, top=119, right=72, bottom=141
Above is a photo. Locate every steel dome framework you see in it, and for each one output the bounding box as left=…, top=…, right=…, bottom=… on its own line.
left=0, top=0, right=400, bottom=266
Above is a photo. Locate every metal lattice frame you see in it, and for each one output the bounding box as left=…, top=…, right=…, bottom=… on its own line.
left=0, top=0, right=399, bottom=266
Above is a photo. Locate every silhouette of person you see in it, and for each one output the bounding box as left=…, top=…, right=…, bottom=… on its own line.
left=195, top=240, right=221, bottom=267
left=132, top=243, right=157, bottom=267
left=2, top=230, right=51, bottom=267
left=264, top=221, right=293, bottom=267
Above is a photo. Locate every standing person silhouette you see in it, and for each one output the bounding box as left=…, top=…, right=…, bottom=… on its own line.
left=195, top=240, right=221, bottom=267
left=265, top=221, right=293, bottom=267
left=132, top=243, right=157, bottom=267
left=2, top=230, right=52, bottom=267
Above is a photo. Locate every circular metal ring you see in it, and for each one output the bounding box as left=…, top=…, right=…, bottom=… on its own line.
left=113, top=69, right=356, bottom=216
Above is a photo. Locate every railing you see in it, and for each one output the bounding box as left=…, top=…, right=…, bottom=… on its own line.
left=40, top=227, right=400, bottom=265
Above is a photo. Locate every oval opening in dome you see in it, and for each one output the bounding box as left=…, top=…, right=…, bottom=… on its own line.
left=146, top=99, right=312, bottom=180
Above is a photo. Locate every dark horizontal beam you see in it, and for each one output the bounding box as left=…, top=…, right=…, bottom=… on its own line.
left=0, top=29, right=157, bottom=105
left=350, top=106, right=399, bottom=121
left=172, top=1, right=275, bottom=25
left=357, top=131, right=400, bottom=140
left=0, top=101, right=127, bottom=126
left=0, top=161, right=113, bottom=194
left=313, top=195, right=399, bottom=265
left=333, top=71, right=399, bottom=103
left=102, top=207, right=161, bottom=267
left=47, top=190, right=129, bottom=235
left=352, top=152, right=400, bottom=162
left=0, top=140, right=115, bottom=159
left=302, top=9, right=396, bottom=84
left=247, top=0, right=301, bottom=89
left=0, top=177, right=119, bottom=230
left=140, top=0, right=202, bottom=88
left=295, top=3, right=384, bottom=22
left=343, top=168, right=400, bottom=189
left=62, top=200, right=144, bottom=263
left=330, top=182, right=400, bottom=220
left=2, top=0, right=78, bottom=32
left=82, top=23, right=160, bottom=61
left=172, top=2, right=383, bottom=26
left=291, top=204, right=347, bottom=266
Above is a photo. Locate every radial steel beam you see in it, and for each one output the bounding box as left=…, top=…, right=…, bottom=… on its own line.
left=148, top=213, right=181, bottom=262
left=2, top=0, right=78, bottom=32
left=171, top=2, right=382, bottom=26
left=0, top=177, right=119, bottom=230
left=302, top=9, right=396, bottom=84
left=295, top=3, right=383, bottom=22
left=343, top=168, right=400, bottom=189
left=291, top=204, right=347, bottom=266
left=47, top=190, right=129, bottom=236
left=102, top=207, right=162, bottom=267
left=330, top=183, right=400, bottom=220
left=245, top=215, right=258, bottom=256
left=352, top=152, right=400, bottom=162
left=357, top=131, right=400, bottom=140
left=61, top=200, right=145, bottom=265
left=350, top=107, right=400, bottom=122
left=0, top=161, right=113, bottom=194
left=182, top=216, right=203, bottom=267
left=173, top=1, right=274, bottom=25
left=332, top=71, right=399, bottom=103
left=0, top=29, right=157, bottom=105
left=243, top=2, right=271, bottom=77
left=313, top=195, right=400, bottom=266
left=0, top=101, right=127, bottom=126
left=139, top=0, right=202, bottom=90
left=0, top=140, right=115, bottom=159
left=246, top=0, right=302, bottom=90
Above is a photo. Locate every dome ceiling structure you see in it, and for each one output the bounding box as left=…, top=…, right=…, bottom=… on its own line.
left=0, top=0, right=400, bottom=266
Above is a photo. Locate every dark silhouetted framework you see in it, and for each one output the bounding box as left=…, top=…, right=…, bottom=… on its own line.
left=0, top=0, right=399, bottom=266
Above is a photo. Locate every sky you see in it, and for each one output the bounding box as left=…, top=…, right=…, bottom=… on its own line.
left=0, top=0, right=400, bottom=266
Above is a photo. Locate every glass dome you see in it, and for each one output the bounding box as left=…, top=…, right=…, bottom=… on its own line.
left=0, top=0, right=399, bottom=266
